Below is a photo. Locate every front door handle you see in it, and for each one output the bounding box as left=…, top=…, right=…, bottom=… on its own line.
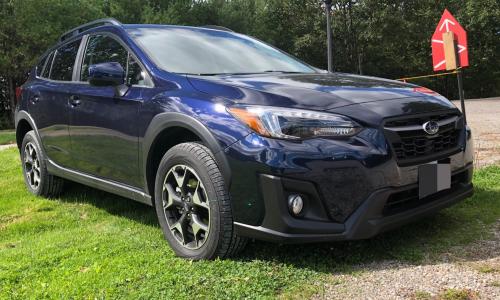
left=69, top=95, right=81, bottom=107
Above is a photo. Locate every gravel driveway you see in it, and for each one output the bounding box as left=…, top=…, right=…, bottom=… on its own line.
left=315, top=222, right=500, bottom=299
left=452, top=98, right=500, bottom=168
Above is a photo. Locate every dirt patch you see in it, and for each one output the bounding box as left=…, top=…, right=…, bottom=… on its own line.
left=0, top=214, right=31, bottom=231
left=0, top=144, right=15, bottom=151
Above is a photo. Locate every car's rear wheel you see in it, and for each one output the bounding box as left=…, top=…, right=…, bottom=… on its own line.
left=154, top=142, right=247, bottom=260
left=21, top=131, right=64, bottom=197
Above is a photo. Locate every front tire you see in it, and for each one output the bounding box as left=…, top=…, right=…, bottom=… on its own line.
left=21, top=131, right=64, bottom=197
left=154, top=142, right=247, bottom=260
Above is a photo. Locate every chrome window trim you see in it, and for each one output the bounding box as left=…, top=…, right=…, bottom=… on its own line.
left=384, top=116, right=459, bottom=132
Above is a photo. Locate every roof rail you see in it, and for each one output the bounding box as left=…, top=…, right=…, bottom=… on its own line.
left=200, top=25, right=234, bottom=32
left=59, top=18, right=122, bottom=42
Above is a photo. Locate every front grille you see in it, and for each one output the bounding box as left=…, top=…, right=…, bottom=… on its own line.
left=384, top=111, right=463, bottom=166
left=392, top=123, right=459, bottom=160
left=383, top=170, right=469, bottom=216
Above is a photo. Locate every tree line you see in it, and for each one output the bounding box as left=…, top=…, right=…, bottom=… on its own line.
left=0, top=0, right=498, bottom=129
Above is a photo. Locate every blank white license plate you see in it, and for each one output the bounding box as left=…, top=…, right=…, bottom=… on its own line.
left=418, top=162, right=451, bottom=199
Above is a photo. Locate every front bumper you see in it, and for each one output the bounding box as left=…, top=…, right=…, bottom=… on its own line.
left=224, top=121, right=474, bottom=242
left=223, top=106, right=474, bottom=243
left=234, top=163, right=473, bottom=243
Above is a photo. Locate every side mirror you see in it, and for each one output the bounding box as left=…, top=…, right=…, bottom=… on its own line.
left=88, top=62, right=128, bottom=96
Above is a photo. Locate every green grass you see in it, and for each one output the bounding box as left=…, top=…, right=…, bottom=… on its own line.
left=0, top=130, right=15, bottom=145
left=0, top=147, right=499, bottom=299
left=476, top=264, right=499, bottom=274
left=439, top=289, right=478, bottom=300
left=414, top=290, right=432, bottom=300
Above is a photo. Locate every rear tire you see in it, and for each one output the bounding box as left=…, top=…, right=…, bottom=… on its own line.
left=154, top=142, right=247, bottom=260
left=21, top=131, right=64, bottom=197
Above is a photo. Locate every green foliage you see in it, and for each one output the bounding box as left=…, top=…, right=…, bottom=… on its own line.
left=0, top=145, right=499, bottom=298
left=0, top=0, right=105, bottom=78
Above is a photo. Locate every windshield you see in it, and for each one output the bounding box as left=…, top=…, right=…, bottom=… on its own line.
left=127, top=27, right=316, bottom=75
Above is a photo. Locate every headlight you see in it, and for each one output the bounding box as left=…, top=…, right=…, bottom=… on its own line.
left=227, top=105, right=361, bottom=139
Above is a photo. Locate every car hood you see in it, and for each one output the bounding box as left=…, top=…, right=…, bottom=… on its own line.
left=187, top=72, right=453, bottom=111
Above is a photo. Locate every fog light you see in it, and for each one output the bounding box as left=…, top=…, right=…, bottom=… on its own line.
left=288, top=194, right=304, bottom=216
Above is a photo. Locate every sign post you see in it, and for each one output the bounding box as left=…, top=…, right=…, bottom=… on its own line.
left=431, top=9, right=469, bottom=123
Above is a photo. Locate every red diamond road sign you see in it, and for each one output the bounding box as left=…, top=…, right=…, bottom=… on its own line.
left=431, top=9, right=469, bottom=71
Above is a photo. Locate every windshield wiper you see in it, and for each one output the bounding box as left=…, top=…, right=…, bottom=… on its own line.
left=176, top=72, right=219, bottom=76
left=183, top=72, right=253, bottom=76
left=193, top=72, right=273, bottom=76
left=262, top=70, right=303, bottom=74
left=179, top=71, right=304, bottom=76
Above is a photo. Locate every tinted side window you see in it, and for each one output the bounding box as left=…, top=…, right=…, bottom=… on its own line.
left=50, top=39, right=81, bottom=81
left=81, top=35, right=128, bottom=82
left=41, top=52, right=55, bottom=78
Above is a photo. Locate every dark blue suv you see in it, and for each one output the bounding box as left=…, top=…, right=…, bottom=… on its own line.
left=16, top=19, right=474, bottom=260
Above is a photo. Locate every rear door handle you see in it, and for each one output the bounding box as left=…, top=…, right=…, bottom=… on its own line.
left=69, top=95, right=81, bottom=107
left=31, top=96, right=40, bottom=104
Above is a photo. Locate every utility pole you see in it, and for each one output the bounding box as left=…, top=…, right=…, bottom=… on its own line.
left=324, top=0, right=333, bottom=72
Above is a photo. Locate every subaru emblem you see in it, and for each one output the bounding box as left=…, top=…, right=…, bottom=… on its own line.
left=422, top=121, right=439, bottom=135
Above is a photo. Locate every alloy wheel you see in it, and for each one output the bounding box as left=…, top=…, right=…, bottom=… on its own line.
left=162, top=164, right=211, bottom=249
left=24, top=142, right=41, bottom=190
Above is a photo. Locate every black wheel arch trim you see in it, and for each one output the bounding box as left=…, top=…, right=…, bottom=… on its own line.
left=142, top=112, right=232, bottom=195
left=15, top=110, right=46, bottom=155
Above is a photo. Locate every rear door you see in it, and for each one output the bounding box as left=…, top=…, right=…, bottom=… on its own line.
left=28, top=39, right=82, bottom=167
left=68, top=33, right=151, bottom=187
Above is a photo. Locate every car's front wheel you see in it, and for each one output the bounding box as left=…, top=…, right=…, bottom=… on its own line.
left=154, top=142, right=247, bottom=260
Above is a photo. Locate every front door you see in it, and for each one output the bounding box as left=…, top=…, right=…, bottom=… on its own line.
left=68, top=34, right=149, bottom=188
left=29, top=39, right=82, bottom=167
